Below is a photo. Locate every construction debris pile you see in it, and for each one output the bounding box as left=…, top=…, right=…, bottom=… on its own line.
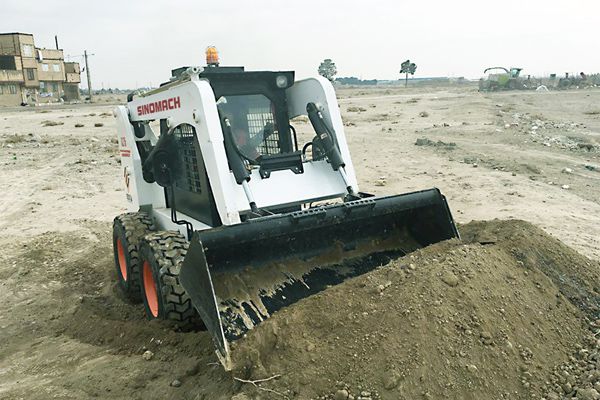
left=479, top=68, right=600, bottom=92
left=229, top=220, right=600, bottom=400
left=512, top=114, right=597, bottom=152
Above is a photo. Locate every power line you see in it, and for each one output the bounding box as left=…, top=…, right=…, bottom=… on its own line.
left=84, top=50, right=93, bottom=101
left=65, top=50, right=95, bottom=102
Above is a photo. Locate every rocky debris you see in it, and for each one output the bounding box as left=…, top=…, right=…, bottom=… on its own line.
left=25, top=133, right=42, bottom=142
left=347, top=106, right=367, bottom=113
left=374, top=177, right=386, bottom=186
left=419, top=111, right=429, bottom=117
left=578, top=143, right=596, bottom=151
left=142, top=350, right=154, bottom=361
left=583, top=110, right=600, bottom=116
left=3, top=134, right=26, bottom=144
left=2, top=133, right=50, bottom=146
left=440, top=270, right=459, bottom=286
left=376, top=281, right=392, bottom=293
left=41, top=120, right=64, bottom=127
left=382, top=372, right=399, bottom=390
left=170, top=379, right=182, bottom=387
left=480, top=330, right=493, bottom=345
left=334, top=389, right=349, bottom=400
left=585, top=165, right=597, bottom=171
left=542, top=322, right=600, bottom=400
left=415, top=138, right=434, bottom=146
left=561, top=184, right=570, bottom=190
left=414, top=137, right=456, bottom=149
left=509, top=112, right=598, bottom=152
left=75, top=123, right=84, bottom=128
left=466, top=364, right=478, bottom=373
left=94, top=123, right=104, bottom=127
left=562, top=167, right=573, bottom=174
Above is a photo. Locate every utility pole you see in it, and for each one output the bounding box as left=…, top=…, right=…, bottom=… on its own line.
left=84, top=50, right=93, bottom=102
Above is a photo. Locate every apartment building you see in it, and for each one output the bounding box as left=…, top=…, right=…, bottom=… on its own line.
left=0, top=32, right=81, bottom=106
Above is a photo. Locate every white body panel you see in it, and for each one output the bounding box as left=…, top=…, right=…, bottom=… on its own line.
left=115, top=70, right=359, bottom=233
left=286, top=77, right=359, bottom=193
left=115, top=106, right=164, bottom=211
left=234, top=161, right=347, bottom=211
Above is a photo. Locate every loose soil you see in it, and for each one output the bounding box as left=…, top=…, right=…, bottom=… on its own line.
left=230, top=220, right=600, bottom=400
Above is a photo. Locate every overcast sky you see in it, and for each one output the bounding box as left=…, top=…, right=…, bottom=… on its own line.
left=4, top=0, right=599, bottom=88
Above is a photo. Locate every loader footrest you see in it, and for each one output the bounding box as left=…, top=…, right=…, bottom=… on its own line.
left=258, top=151, right=304, bottom=178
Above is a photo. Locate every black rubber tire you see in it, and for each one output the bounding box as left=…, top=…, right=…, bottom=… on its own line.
left=138, top=231, right=197, bottom=328
left=112, top=212, right=154, bottom=302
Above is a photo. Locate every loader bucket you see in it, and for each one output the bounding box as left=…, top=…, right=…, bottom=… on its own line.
left=179, top=188, right=458, bottom=369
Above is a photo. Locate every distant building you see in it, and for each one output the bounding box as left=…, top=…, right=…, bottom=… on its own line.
left=0, top=32, right=81, bottom=106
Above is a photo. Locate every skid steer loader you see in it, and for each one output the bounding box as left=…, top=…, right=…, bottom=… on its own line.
left=112, top=50, right=459, bottom=369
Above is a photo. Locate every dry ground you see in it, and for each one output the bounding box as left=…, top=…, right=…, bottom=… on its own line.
left=1, top=85, right=599, bottom=399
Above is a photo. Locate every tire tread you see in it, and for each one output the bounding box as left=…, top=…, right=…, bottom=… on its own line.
left=142, top=231, right=196, bottom=327
left=113, top=212, right=154, bottom=301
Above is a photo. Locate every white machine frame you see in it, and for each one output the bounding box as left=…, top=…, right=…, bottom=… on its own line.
left=114, top=69, right=359, bottom=236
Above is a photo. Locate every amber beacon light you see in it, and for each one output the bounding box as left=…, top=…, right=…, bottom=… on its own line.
left=206, top=46, right=219, bottom=67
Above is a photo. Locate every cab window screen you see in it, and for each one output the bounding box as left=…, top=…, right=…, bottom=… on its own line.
left=217, top=94, right=281, bottom=162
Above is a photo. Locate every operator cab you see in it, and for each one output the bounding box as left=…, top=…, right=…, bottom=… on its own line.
left=204, top=68, right=297, bottom=162
left=169, top=65, right=301, bottom=178
left=171, top=45, right=297, bottom=166
left=158, top=63, right=305, bottom=226
left=143, top=49, right=343, bottom=231
left=164, top=45, right=313, bottom=182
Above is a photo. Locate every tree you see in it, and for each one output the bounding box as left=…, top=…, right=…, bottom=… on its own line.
left=400, top=60, right=417, bottom=87
left=318, top=59, right=337, bottom=81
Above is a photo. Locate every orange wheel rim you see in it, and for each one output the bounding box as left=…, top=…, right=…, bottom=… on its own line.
left=117, top=239, right=127, bottom=281
left=143, top=261, right=159, bottom=317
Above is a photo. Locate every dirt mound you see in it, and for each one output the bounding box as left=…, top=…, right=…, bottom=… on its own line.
left=3, top=219, right=600, bottom=400
left=230, top=220, right=600, bottom=400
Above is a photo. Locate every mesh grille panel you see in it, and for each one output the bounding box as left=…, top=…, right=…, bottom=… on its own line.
left=247, top=106, right=280, bottom=156
left=173, top=124, right=202, bottom=193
